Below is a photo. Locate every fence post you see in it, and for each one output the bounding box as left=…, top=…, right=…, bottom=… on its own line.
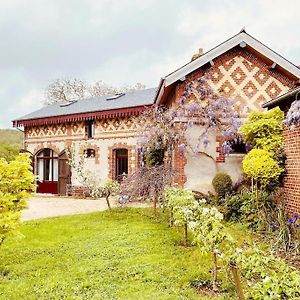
left=230, top=261, right=245, bottom=300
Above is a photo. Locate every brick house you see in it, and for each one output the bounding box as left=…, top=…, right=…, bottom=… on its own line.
left=263, top=87, right=300, bottom=215
left=13, top=29, right=300, bottom=195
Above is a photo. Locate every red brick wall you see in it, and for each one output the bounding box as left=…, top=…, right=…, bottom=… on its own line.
left=283, top=127, right=300, bottom=215
left=169, top=46, right=295, bottom=186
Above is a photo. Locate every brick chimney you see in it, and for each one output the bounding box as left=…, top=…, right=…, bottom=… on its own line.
left=191, top=48, right=203, bottom=61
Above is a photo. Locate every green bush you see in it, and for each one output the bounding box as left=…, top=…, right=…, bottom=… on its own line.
left=242, top=149, right=283, bottom=187
left=223, top=190, right=275, bottom=231
left=212, top=172, right=232, bottom=199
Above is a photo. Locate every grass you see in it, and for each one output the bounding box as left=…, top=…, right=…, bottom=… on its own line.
left=0, top=208, right=251, bottom=300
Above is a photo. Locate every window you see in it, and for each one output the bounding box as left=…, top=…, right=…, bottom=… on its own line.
left=228, top=137, right=247, bottom=154
left=84, top=149, right=95, bottom=158
left=37, top=148, right=58, bottom=181
left=86, top=120, right=95, bottom=139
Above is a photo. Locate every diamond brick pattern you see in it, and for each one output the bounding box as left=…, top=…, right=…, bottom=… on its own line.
left=205, top=49, right=293, bottom=114
left=243, top=81, right=259, bottom=98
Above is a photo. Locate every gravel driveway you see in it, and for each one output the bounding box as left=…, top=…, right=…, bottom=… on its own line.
left=21, top=194, right=149, bottom=221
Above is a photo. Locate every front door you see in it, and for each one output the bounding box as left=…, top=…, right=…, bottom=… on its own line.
left=58, top=152, right=71, bottom=196
left=36, top=148, right=58, bottom=194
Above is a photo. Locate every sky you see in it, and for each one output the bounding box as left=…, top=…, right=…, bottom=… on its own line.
left=1, top=0, right=300, bottom=128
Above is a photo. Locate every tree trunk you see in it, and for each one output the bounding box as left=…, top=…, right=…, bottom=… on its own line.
left=230, top=261, right=245, bottom=300
left=169, top=208, right=174, bottom=227
left=153, top=197, right=157, bottom=218
left=184, top=222, right=188, bottom=247
left=105, top=192, right=112, bottom=212
left=212, top=251, right=218, bottom=291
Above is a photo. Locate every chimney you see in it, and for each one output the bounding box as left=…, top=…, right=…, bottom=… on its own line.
left=191, top=48, right=203, bottom=61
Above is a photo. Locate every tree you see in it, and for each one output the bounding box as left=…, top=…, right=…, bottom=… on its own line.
left=242, top=149, right=283, bottom=188
left=45, top=78, right=146, bottom=105
left=190, top=206, right=234, bottom=291
left=121, top=76, right=240, bottom=214
left=240, top=107, right=284, bottom=154
left=0, top=154, right=35, bottom=246
left=163, top=186, right=196, bottom=246
left=0, top=144, right=20, bottom=162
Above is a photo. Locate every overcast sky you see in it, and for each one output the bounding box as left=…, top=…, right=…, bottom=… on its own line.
left=1, top=0, right=300, bottom=128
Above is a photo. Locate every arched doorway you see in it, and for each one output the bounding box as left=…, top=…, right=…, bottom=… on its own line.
left=58, top=151, right=71, bottom=196
left=36, top=148, right=58, bottom=194
left=114, top=149, right=128, bottom=181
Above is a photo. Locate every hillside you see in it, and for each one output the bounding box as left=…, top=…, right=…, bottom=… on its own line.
left=0, top=129, right=23, bottom=146
left=0, top=129, right=23, bottom=161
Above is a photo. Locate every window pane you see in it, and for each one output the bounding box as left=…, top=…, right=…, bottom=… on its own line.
left=38, top=159, right=44, bottom=181
left=45, top=160, right=50, bottom=180
left=53, top=159, right=58, bottom=181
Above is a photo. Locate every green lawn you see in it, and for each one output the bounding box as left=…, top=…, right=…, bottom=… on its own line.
left=0, top=208, right=244, bottom=300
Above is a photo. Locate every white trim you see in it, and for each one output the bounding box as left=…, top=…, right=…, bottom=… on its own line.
left=158, top=32, right=300, bottom=102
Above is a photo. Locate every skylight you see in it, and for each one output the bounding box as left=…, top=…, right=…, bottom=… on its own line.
left=59, top=100, right=78, bottom=107
left=106, top=93, right=125, bottom=101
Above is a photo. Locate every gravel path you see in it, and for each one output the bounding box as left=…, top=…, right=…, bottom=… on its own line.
left=21, top=195, right=149, bottom=221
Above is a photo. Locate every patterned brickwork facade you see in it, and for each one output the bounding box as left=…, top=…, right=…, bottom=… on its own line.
left=24, top=116, right=142, bottom=195
left=283, top=127, right=300, bottom=215
left=171, top=47, right=295, bottom=185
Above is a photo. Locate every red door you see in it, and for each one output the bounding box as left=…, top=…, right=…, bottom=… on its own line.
left=36, top=148, right=58, bottom=194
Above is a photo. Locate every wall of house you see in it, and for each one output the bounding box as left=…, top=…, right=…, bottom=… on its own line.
left=283, top=126, right=300, bottom=215
left=183, top=126, right=244, bottom=192
left=172, top=46, right=295, bottom=193
left=24, top=116, right=141, bottom=194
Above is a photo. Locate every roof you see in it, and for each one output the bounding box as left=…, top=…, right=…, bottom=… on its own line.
left=155, top=29, right=300, bottom=103
left=13, top=88, right=156, bottom=126
left=262, top=86, right=300, bottom=109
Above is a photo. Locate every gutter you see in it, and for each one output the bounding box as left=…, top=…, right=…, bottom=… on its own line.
left=262, top=86, right=300, bottom=108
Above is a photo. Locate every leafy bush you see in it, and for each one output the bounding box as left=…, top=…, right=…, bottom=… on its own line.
left=240, top=107, right=284, bottom=154
left=0, top=154, right=35, bottom=245
left=212, top=173, right=232, bottom=198
left=91, top=180, right=120, bottom=211
left=212, top=172, right=232, bottom=200
left=163, top=186, right=196, bottom=245
left=0, top=144, right=20, bottom=162
left=190, top=205, right=234, bottom=291
left=233, top=246, right=300, bottom=299
left=223, top=190, right=275, bottom=231
left=144, top=147, right=164, bottom=166
left=242, top=149, right=283, bottom=187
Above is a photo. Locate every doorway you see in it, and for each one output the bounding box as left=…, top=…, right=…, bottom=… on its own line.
left=115, top=149, right=128, bottom=181
left=36, top=148, right=58, bottom=194
left=58, top=151, right=71, bottom=195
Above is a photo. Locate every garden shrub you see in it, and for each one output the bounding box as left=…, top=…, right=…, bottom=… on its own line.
left=233, top=246, right=300, bottom=299
left=240, top=107, right=284, bottom=154
left=163, top=186, right=196, bottom=245
left=212, top=172, right=232, bottom=200
left=223, top=190, right=275, bottom=231
left=0, top=153, right=35, bottom=245
left=144, top=147, right=164, bottom=166
left=242, top=149, right=283, bottom=188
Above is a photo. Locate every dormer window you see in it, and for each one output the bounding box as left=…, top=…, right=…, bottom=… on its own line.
left=85, top=120, right=95, bottom=139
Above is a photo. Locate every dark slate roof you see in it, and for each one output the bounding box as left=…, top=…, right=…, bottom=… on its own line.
left=15, top=88, right=156, bottom=121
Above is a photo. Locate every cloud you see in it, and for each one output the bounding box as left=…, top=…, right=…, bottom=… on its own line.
left=0, top=0, right=300, bottom=128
